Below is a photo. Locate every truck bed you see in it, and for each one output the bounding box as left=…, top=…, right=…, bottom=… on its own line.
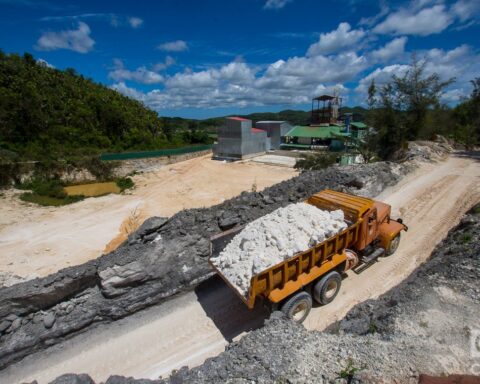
left=209, top=190, right=374, bottom=309
left=209, top=217, right=362, bottom=309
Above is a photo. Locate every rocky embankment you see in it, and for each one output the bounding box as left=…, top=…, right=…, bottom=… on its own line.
left=42, top=200, right=480, bottom=384
left=51, top=202, right=478, bottom=384
left=161, top=204, right=479, bottom=384
left=0, top=142, right=448, bottom=370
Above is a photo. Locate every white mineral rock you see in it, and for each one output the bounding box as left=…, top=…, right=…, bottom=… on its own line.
left=211, top=202, right=347, bottom=297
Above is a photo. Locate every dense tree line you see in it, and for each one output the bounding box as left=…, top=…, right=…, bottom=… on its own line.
left=0, top=51, right=210, bottom=163
left=360, top=56, right=479, bottom=162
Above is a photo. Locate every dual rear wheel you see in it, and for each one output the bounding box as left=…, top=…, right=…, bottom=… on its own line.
left=281, top=235, right=402, bottom=323
left=280, top=271, right=342, bottom=323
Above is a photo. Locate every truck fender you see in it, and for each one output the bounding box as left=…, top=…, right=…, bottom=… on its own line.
left=377, top=220, right=405, bottom=249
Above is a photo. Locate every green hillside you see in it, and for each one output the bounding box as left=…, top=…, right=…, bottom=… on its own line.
left=0, top=51, right=209, bottom=162
left=238, top=106, right=367, bottom=126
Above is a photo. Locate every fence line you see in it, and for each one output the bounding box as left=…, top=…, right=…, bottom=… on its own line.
left=100, top=145, right=212, bottom=161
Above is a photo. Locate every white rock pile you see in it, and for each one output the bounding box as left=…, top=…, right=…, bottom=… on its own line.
left=211, top=202, right=347, bottom=297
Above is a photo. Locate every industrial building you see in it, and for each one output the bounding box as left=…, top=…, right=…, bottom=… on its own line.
left=255, top=121, right=292, bottom=149
left=213, top=93, right=368, bottom=162
left=281, top=94, right=368, bottom=152
left=213, top=117, right=291, bottom=160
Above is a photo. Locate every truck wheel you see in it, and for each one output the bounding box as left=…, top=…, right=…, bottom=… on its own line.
left=313, top=271, right=342, bottom=305
left=280, top=291, right=312, bottom=323
left=385, top=234, right=401, bottom=256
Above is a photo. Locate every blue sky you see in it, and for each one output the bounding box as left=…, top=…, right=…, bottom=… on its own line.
left=1, top=0, right=479, bottom=118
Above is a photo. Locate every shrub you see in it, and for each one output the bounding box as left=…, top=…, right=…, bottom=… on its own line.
left=116, top=177, right=134, bottom=191
left=17, top=177, right=84, bottom=206
left=20, top=192, right=84, bottom=206
left=294, top=152, right=338, bottom=171
left=339, top=358, right=361, bottom=382
left=17, top=178, right=66, bottom=198
left=460, top=233, right=472, bottom=244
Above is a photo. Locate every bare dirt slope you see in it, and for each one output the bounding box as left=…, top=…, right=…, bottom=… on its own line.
left=0, top=155, right=296, bottom=281
left=1, top=152, right=477, bottom=384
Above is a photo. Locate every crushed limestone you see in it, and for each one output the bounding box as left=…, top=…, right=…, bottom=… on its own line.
left=211, top=202, right=347, bottom=296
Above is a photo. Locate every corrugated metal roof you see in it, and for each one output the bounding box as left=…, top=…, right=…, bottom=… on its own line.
left=284, top=125, right=350, bottom=139
left=350, top=122, right=367, bottom=129
left=228, top=116, right=249, bottom=121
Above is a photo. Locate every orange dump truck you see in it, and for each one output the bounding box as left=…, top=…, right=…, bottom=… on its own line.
left=209, top=189, right=408, bottom=323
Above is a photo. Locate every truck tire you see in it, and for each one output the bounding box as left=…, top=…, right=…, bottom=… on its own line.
left=385, top=234, right=401, bottom=256
left=280, top=291, right=312, bottom=323
left=313, top=271, right=342, bottom=305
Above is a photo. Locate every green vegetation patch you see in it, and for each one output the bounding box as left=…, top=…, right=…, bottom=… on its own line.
left=295, top=152, right=338, bottom=171
left=470, top=204, right=480, bottom=215
left=20, top=192, right=84, bottom=206
left=116, top=177, right=135, bottom=192
left=17, top=178, right=84, bottom=206
left=459, top=233, right=473, bottom=244
left=0, top=51, right=212, bottom=166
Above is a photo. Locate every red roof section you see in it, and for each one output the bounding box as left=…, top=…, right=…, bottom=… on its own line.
left=251, top=128, right=265, bottom=133
left=228, top=116, right=249, bottom=121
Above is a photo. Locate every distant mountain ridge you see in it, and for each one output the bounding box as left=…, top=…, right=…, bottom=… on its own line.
left=197, top=106, right=368, bottom=130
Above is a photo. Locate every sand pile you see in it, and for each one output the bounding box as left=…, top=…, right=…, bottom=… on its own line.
left=211, top=202, right=347, bottom=296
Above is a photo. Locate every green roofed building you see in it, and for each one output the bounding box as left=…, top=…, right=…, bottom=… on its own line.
left=280, top=102, right=369, bottom=151
left=281, top=124, right=364, bottom=151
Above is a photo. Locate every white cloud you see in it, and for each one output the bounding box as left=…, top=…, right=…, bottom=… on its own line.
left=263, top=0, right=293, bottom=10
left=108, top=59, right=164, bottom=84
left=355, top=44, right=480, bottom=105
left=359, top=2, right=390, bottom=27
left=307, top=23, right=366, bottom=56
left=313, top=83, right=348, bottom=99
left=258, top=52, right=367, bottom=89
left=40, top=13, right=145, bottom=29
left=371, top=37, right=408, bottom=62
left=111, top=53, right=368, bottom=110
left=35, top=22, right=95, bottom=53
left=157, top=40, right=188, bottom=52
left=423, top=44, right=473, bottom=81
left=373, top=4, right=453, bottom=36
left=111, top=40, right=479, bottom=111
left=441, top=88, right=468, bottom=103
left=128, top=17, right=143, bottom=28
left=36, top=58, right=55, bottom=68
left=111, top=82, right=147, bottom=100
left=152, top=56, right=176, bottom=72
left=165, top=61, right=256, bottom=90
left=355, top=64, right=410, bottom=94
left=451, top=0, right=480, bottom=22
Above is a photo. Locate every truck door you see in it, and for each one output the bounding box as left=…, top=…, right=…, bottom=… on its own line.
left=366, top=209, right=378, bottom=245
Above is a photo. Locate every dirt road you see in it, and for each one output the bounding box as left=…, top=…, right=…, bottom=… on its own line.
left=1, top=153, right=478, bottom=384
left=0, top=155, right=296, bottom=281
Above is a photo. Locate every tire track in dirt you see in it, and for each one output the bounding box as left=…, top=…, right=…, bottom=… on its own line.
left=304, top=157, right=480, bottom=331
